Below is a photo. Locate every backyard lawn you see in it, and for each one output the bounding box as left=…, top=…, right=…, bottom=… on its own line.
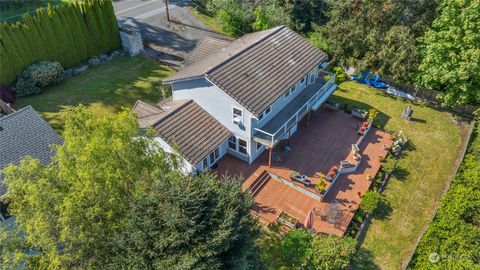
left=329, top=81, right=464, bottom=269
left=14, top=55, right=174, bottom=131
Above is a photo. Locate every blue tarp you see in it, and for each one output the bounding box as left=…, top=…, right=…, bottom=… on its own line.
left=351, top=71, right=389, bottom=89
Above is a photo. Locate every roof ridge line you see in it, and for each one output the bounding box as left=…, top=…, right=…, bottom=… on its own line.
left=152, top=99, right=193, bottom=127
left=204, top=25, right=286, bottom=76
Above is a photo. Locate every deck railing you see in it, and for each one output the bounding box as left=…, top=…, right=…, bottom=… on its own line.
left=254, top=71, right=336, bottom=147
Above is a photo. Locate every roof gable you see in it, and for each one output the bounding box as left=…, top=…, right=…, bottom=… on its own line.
left=133, top=99, right=230, bottom=166
left=164, top=26, right=328, bottom=116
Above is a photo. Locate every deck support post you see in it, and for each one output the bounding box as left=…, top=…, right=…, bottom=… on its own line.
left=268, top=147, right=272, bottom=167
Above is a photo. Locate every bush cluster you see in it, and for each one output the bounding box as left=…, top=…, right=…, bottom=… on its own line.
left=0, top=0, right=120, bottom=85
left=14, top=61, right=64, bottom=97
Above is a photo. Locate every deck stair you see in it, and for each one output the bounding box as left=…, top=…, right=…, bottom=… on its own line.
left=249, top=170, right=270, bottom=197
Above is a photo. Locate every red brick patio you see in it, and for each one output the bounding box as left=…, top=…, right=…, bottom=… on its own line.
left=213, top=109, right=392, bottom=236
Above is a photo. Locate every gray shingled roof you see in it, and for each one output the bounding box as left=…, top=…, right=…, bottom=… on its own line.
left=133, top=99, right=230, bottom=166
left=163, top=26, right=281, bottom=83
left=183, top=36, right=231, bottom=66
left=164, top=26, right=328, bottom=117
left=0, top=106, right=62, bottom=197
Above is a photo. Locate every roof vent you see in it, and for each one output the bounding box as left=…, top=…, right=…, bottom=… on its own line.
left=288, top=59, right=296, bottom=65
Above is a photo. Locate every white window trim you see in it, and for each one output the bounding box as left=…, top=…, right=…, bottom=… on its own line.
left=208, top=147, right=221, bottom=166
left=232, top=106, right=243, bottom=125
left=237, top=138, right=248, bottom=156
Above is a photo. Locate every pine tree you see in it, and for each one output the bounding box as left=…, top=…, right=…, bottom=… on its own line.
left=103, top=0, right=121, bottom=51
left=21, top=13, right=48, bottom=62
left=0, top=24, right=20, bottom=84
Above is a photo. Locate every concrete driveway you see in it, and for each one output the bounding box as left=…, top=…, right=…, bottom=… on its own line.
left=113, top=0, right=228, bottom=65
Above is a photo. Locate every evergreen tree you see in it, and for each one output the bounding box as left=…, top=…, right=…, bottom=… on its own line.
left=21, top=13, right=48, bottom=62
left=107, top=172, right=260, bottom=270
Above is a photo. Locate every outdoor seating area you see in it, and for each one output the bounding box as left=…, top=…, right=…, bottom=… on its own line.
left=213, top=108, right=392, bottom=236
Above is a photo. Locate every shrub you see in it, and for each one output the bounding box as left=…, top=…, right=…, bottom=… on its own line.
left=20, top=61, right=64, bottom=88
left=360, top=191, right=384, bottom=214
left=14, top=78, right=41, bottom=97
left=334, top=66, right=348, bottom=84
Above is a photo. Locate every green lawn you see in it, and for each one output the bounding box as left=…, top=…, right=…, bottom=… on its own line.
left=188, top=3, right=232, bottom=37
left=14, top=56, right=174, bottom=131
left=329, top=81, right=463, bottom=269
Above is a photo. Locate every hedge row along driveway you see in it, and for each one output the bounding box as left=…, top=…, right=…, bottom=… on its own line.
left=0, top=0, right=120, bottom=85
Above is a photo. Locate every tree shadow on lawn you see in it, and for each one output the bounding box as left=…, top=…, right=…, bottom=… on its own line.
left=390, top=166, right=410, bottom=182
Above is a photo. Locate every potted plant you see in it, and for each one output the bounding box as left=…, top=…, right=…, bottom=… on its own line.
left=316, top=181, right=327, bottom=193
left=365, top=173, right=372, bottom=180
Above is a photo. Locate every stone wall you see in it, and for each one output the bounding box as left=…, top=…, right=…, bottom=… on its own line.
left=120, top=30, right=144, bottom=56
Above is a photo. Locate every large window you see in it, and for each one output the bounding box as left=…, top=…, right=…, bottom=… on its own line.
left=209, top=147, right=220, bottom=165
left=238, top=139, right=248, bottom=155
left=228, top=135, right=236, bottom=150
left=233, top=107, right=242, bottom=125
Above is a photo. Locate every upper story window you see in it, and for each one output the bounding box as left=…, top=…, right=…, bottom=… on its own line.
left=300, top=76, right=306, bottom=84
left=257, top=106, right=272, bottom=122
left=284, top=85, right=296, bottom=99
left=233, top=107, right=242, bottom=125
left=265, top=106, right=271, bottom=115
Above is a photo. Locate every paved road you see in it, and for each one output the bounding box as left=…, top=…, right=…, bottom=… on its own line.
left=113, top=0, right=226, bottom=65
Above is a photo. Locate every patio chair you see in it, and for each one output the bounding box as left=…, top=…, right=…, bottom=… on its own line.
left=290, top=173, right=312, bottom=187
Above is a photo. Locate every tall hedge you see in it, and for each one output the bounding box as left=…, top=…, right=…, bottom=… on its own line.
left=0, top=0, right=121, bottom=85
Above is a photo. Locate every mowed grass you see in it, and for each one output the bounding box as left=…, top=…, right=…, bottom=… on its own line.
left=329, top=81, right=462, bottom=270
left=188, top=4, right=232, bottom=37
left=14, top=55, right=174, bottom=131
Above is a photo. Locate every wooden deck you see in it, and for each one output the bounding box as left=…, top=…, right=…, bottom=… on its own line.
left=213, top=109, right=392, bottom=236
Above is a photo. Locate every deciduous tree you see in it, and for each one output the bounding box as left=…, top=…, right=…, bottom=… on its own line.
left=417, top=0, right=480, bottom=106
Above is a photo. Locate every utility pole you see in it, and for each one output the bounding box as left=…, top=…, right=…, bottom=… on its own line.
left=164, top=0, right=170, bottom=21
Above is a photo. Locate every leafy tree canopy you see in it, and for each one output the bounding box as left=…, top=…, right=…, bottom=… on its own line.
left=0, top=106, right=260, bottom=269
left=320, top=0, right=436, bottom=84
left=417, top=0, right=480, bottom=106
left=1, top=106, right=172, bottom=268
left=107, top=172, right=260, bottom=270
left=308, top=234, right=357, bottom=270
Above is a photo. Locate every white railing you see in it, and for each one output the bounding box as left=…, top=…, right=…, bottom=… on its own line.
left=254, top=72, right=336, bottom=146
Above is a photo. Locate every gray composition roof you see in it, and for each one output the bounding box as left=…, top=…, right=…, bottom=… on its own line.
left=164, top=26, right=328, bottom=117
left=133, top=99, right=230, bottom=166
left=0, top=106, right=62, bottom=197
left=183, top=36, right=231, bottom=66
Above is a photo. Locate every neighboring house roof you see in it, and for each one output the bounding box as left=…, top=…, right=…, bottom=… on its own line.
left=183, top=36, right=231, bottom=66
left=164, top=25, right=328, bottom=117
left=133, top=98, right=230, bottom=166
left=0, top=106, right=62, bottom=197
